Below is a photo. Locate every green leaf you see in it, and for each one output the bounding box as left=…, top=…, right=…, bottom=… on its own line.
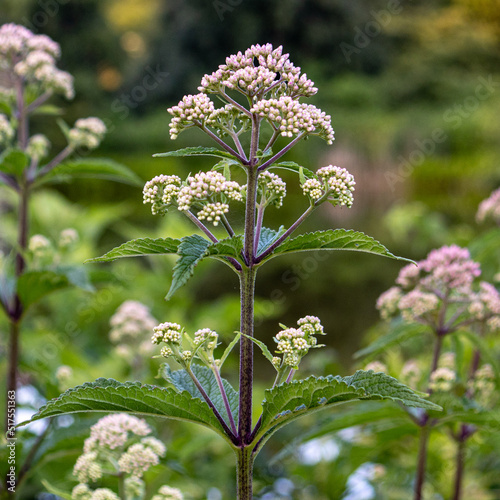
left=56, top=265, right=94, bottom=292
left=354, top=322, right=427, bottom=360
left=0, top=150, right=29, bottom=176
left=205, top=236, right=243, bottom=262
left=257, top=226, right=285, bottom=255
left=153, top=146, right=236, bottom=160
left=16, top=271, right=69, bottom=311
left=19, top=378, right=230, bottom=441
left=86, top=237, right=181, bottom=263
left=38, top=158, right=142, bottom=186
left=220, top=333, right=241, bottom=367
left=56, top=118, right=70, bottom=140
left=162, top=365, right=238, bottom=425
left=166, top=234, right=211, bottom=300
left=269, top=161, right=315, bottom=180
left=261, top=229, right=414, bottom=264
left=239, top=332, right=275, bottom=365
left=254, top=370, right=440, bottom=454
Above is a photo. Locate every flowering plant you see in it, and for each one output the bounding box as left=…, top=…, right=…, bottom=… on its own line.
left=358, top=244, right=500, bottom=499
left=0, top=23, right=139, bottom=493
left=22, top=44, right=439, bottom=499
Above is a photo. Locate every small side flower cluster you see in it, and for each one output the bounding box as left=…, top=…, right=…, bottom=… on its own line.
left=272, top=316, right=325, bottom=369
left=143, top=170, right=243, bottom=225
left=26, top=134, right=50, bottom=161
left=152, top=321, right=220, bottom=366
left=377, top=245, right=500, bottom=332
left=69, top=117, right=107, bottom=150
left=109, top=301, right=157, bottom=360
left=476, top=187, right=500, bottom=225
left=168, top=93, right=215, bottom=139
left=27, top=229, right=80, bottom=268
left=0, top=23, right=74, bottom=99
left=429, top=366, right=456, bottom=392
left=302, top=165, right=355, bottom=207
left=257, top=171, right=287, bottom=208
left=71, top=414, right=180, bottom=500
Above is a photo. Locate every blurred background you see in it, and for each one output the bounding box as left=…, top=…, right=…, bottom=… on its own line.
left=1, top=1, right=500, bottom=498
left=2, top=0, right=500, bottom=362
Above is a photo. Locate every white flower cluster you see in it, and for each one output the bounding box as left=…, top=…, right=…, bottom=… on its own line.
left=69, top=117, right=107, bottom=150
left=468, top=282, right=500, bottom=332
left=199, top=43, right=317, bottom=98
left=0, top=113, right=14, bottom=146
left=197, top=202, right=229, bottom=225
left=59, top=228, right=79, bottom=248
left=468, top=364, right=496, bottom=407
left=398, top=290, right=439, bottom=322
left=26, top=133, right=50, bottom=161
left=401, top=360, right=421, bottom=387
left=0, top=23, right=73, bottom=99
left=152, top=322, right=183, bottom=345
left=28, top=234, right=51, bottom=253
left=273, top=315, right=325, bottom=368
left=251, top=97, right=334, bottom=144
left=315, top=165, right=356, bottom=207
left=258, top=171, right=286, bottom=208
left=152, top=485, right=184, bottom=500
left=73, top=414, right=166, bottom=495
left=168, top=93, right=215, bottom=139
left=143, top=174, right=182, bottom=215
left=176, top=170, right=243, bottom=225
left=429, top=367, right=456, bottom=392
left=376, top=286, right=404, bottom=320
left=72, top=484, right=120, bottom=500
left=193, top=327, right=219, bottom=352
left=109, top=300, right=157, bottom=359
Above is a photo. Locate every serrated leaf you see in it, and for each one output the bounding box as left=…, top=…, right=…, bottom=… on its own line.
left=86, top=237, right=181, bottom=263
left=0, top=150, right=29, bottom=176
left=239, top=332, right=275, bottom=365
left=166, top=234, right=211, bottom=300
left=19, top=378, right=230, bottom=441
left=261, top=229, right=413, bottom=264
left=38, top=158, right=142, bottom=186
left=257, top=226, right=286, bottom=255
left=354, top=322, right=427, bottom=360
left=268, top=161, right=315, bottom=180
left=254, top=370, right=440, bottom=454
left=205, top=236, right=244, bottom=262
left=17, top=271, right=69, bottom=310
left=162, top=365, right=238, bottom=425
left=153, top=147, right=236, bottom=160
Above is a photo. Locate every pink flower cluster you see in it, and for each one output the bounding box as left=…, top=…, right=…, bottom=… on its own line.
left=0, top=23, right=73, bottom=99
left=477, top=187, right=500, bottom=225
left=199, top=43, right=317, bottom=98
left=377, top=245, right=500, bottom=332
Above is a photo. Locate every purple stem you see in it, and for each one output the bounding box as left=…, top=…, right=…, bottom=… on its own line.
left=258, top=132, right=306, bottom=172
left=213, top=364, right=238, bottom=435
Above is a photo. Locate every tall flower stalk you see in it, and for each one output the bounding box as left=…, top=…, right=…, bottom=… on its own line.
left=22, top=44, right=439, bottom=500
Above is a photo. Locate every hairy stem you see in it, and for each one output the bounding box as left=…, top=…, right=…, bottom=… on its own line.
left=236, top=446, right=253, bottom=500
left=253, top=205, right=264, bottom=255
